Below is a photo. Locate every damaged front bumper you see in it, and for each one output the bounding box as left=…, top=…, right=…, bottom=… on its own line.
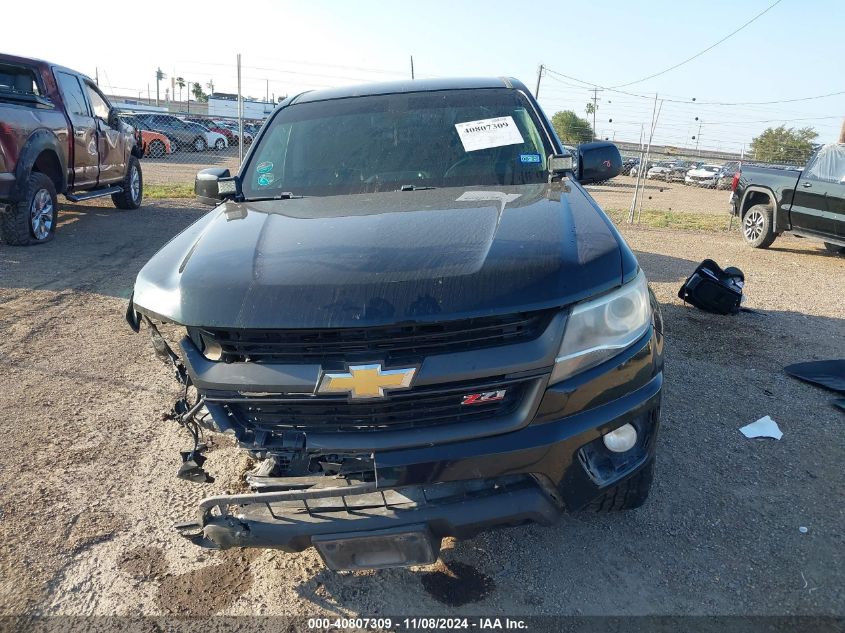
left=178, top=475, right=556, bottom=569
left=176, top=368, right=661, bottom=570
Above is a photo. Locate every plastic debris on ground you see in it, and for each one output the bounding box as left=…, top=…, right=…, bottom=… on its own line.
left=739, top=415, right=783, bottom=440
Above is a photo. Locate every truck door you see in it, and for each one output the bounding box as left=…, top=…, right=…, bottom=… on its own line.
left=54, top=71, right=99, bottom=188
left=83, top=81, right=126, bottom=184
left=790, top=146, right=845, bottom=237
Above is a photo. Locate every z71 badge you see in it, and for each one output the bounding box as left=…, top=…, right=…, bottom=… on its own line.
left=461, top=390, right=506, bottom=405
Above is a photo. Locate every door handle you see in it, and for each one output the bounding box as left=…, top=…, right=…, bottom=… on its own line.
left=802, top=181, right=812, bottom=188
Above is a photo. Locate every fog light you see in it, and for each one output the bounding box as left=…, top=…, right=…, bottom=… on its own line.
left=603, top=423, right=637, bottom=453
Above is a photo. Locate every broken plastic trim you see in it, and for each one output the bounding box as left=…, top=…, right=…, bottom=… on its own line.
left=175, top=482, right=380, bottom=542
left=142, top=315, right=188, bottom=385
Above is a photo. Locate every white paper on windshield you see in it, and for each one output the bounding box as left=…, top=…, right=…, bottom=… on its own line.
left=455, top=116, right=524, bottom=152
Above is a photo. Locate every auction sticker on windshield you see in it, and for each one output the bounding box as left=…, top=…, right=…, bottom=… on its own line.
left=455, top=116, right=524, bottom=152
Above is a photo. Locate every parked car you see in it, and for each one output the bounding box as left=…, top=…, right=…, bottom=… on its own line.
left=621, top=157, right=639, bottom=176
left=629, top=161, right=654, bottom=178
left=127, top=77, right=663, bottom=572
left=730, top=143, right=845, bottom=252
left=118, top=114, right=171, bottom=158
left=0, top=54, right=143, bottom=245
left=136, top=114, right=212, bottom=152
left=186, top=117, right=236, bottom=145
left=212, top=119, right=253, bottom=145
left=685, top=164, right=722, bottom=188
left=646, top=161, right=673, bottom=180
left=665, top=161, right=691, bottom=183
left=182, top=120, right=228, bottom=151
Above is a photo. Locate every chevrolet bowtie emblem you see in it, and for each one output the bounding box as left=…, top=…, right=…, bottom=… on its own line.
left=316, top=363, right=417, bottom=399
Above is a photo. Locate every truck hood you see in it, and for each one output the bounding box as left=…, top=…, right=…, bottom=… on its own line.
left=132, top=182, right=632, bottom=328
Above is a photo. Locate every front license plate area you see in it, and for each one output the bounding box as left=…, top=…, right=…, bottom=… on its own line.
left=313, top=525, right=439, bottom=571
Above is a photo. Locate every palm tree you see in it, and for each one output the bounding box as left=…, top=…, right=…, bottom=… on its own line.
left=205, top=79, right=215, bottom=96
left=175, top=76, right=185, bottom=103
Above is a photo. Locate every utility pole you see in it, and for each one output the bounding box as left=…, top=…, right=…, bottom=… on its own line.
left=95, top=67, right=99, bottom=86
left=588, top=87, right=602, bottom=140
left=839, top=117, right=845, bottom=143
left=534, top=64, right=543, bottom=99
left=410, top=55, right=415, bottom=80
left=266, top=79, right=269, bottom=105
left=629, top=93, right=660, bottom=223
left=695, top=121, right=703, bottom=157
left=237, top=54, right=244, bottom=164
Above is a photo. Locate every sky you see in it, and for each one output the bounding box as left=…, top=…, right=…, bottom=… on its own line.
left=4, top=0, right=843, bottom=155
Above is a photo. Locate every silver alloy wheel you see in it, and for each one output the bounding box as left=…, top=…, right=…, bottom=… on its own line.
left=30, top=188, right=53, bottom=240
left=743, top=209, right=764, bottom=241
left=130, top=165, right=140, bottom=203
left=194, top=138, right=205, bottom=151
left=215, top=138, right=225, bottom=150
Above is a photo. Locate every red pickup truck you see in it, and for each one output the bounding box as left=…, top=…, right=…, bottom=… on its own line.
left=0, top=53, right=143, bottom=245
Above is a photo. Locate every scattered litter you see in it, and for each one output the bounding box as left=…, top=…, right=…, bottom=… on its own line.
left=801, top=572, right=809, bottom=589
left=739, top=415, right=783, bottom=440
left=799, top=526, right=809, bottom=534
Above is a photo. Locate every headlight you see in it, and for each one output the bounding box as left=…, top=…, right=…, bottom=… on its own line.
left=550, top=271, right=651, bottom=384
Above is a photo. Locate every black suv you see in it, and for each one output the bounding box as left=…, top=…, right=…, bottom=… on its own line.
left=128, top=77, right=664, bottom=571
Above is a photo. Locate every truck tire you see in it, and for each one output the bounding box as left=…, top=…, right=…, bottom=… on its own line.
left=823, top=242, right=845, bottom=254
left=1, top=172, right=58, bottom=245
left=741, top=204, right=776, bottom=248
left=111, top=156, right=143, bottom=210
left=584, top=460, right=654, bottom=512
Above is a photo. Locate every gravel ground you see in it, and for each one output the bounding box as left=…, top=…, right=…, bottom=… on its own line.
left=588, top=175, right=734, bottom=216
left=0, top=197, right=843, bottom=618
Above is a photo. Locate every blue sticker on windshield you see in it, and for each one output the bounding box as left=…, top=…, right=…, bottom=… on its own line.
left=519, top=153, right=541, bottom=164
left=257, top=173, right=275, bottom=187
left=256, top=161, right=274, bottom=174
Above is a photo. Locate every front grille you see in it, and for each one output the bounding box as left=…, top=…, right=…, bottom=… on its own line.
left=199, top=309, right=556, bottom=364
left=218, top=374, right=537, bottom=434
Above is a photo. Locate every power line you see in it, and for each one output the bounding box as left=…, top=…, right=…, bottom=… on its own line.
left=612, top=0, right=783, bottom=88
left=544, top=66, right=845, bottom=106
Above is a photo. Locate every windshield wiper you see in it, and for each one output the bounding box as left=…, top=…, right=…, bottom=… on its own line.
left=399, top=184, right=437, bottom=192
left=245, top=192, right=304, bottom=202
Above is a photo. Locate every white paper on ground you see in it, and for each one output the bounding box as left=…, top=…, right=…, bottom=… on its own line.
left=739, top=415, right=783, bottom=440
left=455, top=116, right=524, bottom=152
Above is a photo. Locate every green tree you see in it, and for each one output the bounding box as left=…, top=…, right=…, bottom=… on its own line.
left=750, top=125, right=818, bottom=164
left=585, top=102, right=596, bottom=117
left=551, top=110, right=594, bottom=145
left=191, top=82, right=208, bottom=103
left=175, top=76, right=185, bottom=102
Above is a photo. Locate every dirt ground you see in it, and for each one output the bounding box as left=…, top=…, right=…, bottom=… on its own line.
left=0, top=196, right=843, bottom=618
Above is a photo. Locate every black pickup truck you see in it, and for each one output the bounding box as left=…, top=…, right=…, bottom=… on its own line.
left=128, top=77, right=663, bottom=572
left=730, top=143, right=845, bottom=252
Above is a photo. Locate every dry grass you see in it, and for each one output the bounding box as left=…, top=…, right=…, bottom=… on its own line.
left=605, top=207, right=731, bottom=232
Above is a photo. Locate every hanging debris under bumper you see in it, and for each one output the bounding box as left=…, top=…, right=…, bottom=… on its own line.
left=177, top=475, right=557, bottom=570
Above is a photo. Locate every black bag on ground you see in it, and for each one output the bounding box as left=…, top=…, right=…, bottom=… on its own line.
left=678, top=259, right=745, bottom=315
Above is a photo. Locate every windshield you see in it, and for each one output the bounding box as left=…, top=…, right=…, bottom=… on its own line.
left=242, top=88, right=553, bottom=199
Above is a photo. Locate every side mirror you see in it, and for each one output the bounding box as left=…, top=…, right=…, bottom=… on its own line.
left=577, top=141, right=622, bottom=184
left=107, top=108, right=120, bottom=129
left=195, top=168, right=239, bottom=205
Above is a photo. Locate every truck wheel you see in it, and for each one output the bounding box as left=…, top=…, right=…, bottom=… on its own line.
left=584, top=461, right=654, bottom=512
left=193, top=136, right=208, bottom=152
left=112, top=156, right=143, bottom=210
left=742, top=204, right=776, bottom=248
left=1, top=173, right=58, bottom=245
left=823, top=242, right=845, bottom=254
